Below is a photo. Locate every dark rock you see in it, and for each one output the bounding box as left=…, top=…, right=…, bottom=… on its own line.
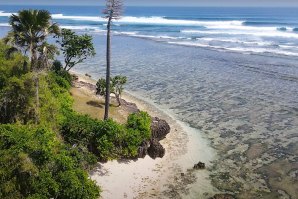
left=137, top=141, right=149, bottom=158
left=85, top=73, right=92, bottom=78
left=151, top=117, right=170, bottom=141
left=72, top=74, right=79, bottom=81
left=193, top=161, right=206, bottom=170
left=209, top=194, right=236, bottom=199
left=181, top=173, right=185, bottom=177
left=147, top=139, right=165, bottom=159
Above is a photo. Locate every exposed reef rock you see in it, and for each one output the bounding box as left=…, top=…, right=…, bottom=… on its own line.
left=193, top=161, right=206, bottom=170
left=151, top=117, right=171, bottom=140
left=147, top=139, right=165, bottom=159
left=209, top=194, right=236, bottom=199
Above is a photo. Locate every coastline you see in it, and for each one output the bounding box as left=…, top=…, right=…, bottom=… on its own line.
left=71, top=71, right=218, bottom=198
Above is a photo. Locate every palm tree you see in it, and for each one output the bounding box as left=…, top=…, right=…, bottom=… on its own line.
left=4, top=9, right=60, bottom=123
left=37, top=42, right=59, bottom=69
left=103, top=0, right=123, bottom=120
left=5, top=9, right=59, bottom=70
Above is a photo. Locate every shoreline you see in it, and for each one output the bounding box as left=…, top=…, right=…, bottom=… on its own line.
left=71, top=71, right=218, bottom=198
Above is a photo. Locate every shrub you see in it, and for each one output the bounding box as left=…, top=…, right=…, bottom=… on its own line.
left=126, top=111, right=152, bottom=140
left=0, top=124, right=101, bottom=199
left=60, top=111, right=152, bottom=160
left=0, top=73, right=35, bottom=124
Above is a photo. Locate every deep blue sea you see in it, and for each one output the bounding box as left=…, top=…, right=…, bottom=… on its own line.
left=1, top=6, right=298, bottom=57
left=1, top=5, right=298, bottom=198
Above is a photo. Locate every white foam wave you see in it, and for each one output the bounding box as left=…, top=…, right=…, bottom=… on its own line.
left=60, top=25, right=102, bottom=31
left=198, top=38, right=274, bottom=46
left=0, top=23, right=10, bottom=27
left=181, top=29, right=298, bottom=39
left=114, top=31, right=138, bottom=36
left=52, top=14, right=101, bottom=22
left=167, top=41, right=298, bottom=57
left=132, top=34, right=181, bottom=40
left=0, top=11, right=16, bottom=17
left=51, top=13, right=244, bottom=27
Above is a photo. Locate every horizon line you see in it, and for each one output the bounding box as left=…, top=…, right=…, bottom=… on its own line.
left=1, top=4, right=298, bottom=8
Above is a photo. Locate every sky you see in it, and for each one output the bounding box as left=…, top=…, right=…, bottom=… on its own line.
left=0, top=0, right=298, bottom=7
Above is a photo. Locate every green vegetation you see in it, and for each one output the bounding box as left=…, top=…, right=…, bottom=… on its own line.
left=0, top=125, right=99, bottom=199
left=4, top=9, right=60, bottom=124
left=56, top=29, right=95, bottom=71
left=96, top=75, right=127, bottom=106
left=0, top=7, right=153, bottom=198
left=61, top=111, right=151, bottom=161
left=0, top=40, right=100, bottom=198
left=4, top=9, right=59, bottom=69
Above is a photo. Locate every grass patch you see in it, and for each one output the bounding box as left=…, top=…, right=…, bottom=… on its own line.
left=70, top=87, right=126, bottom=123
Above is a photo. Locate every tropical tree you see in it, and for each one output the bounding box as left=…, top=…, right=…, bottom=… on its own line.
left=56, top=28, right=95, bottom=71
left=4, top=9, right=60, bottom=123
left=4, top=9, right=59, bottom=70
left=103, top=0, right=123, bottom=120
left=37, top=42, right=59, bottom=69
left=96, top=75, right=127, bottom=107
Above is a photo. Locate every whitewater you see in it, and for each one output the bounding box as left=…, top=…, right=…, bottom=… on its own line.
left=1, top=7, right=298, bottom=57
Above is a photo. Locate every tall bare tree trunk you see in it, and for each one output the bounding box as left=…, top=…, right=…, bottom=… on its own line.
left=30, top=43, right=40, bottom=124
left=104, top=17, right=112, bottom=120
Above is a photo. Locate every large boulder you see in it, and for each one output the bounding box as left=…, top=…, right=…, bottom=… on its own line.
left=147, top=139, right=165, bottom=159
left=151, top=117, right=170, bottom=141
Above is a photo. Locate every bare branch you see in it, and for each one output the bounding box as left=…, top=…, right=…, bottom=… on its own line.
left=103, top=0, right=123, bottom=20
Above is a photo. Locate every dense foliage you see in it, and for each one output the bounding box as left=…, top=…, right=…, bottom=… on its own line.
left=61, top=111, right=151, bottom=161
left=0, top=125, right=100, bottom=199
left=0, top=41, right=100, bottom=198
left=0, top=43, right=71, bottom=126
left=4, top=9, right=59, bottom=70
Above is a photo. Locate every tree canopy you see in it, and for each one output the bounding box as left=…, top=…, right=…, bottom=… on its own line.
left=56, top=28, right=95, bottom=71
left=4, top=9, right=59, bottom=70
left=96, top=75, right=127, bottom=106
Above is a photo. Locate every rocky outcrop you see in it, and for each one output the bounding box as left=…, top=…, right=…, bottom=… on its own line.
left=137, top=117, right=170, bottom=159
left=151, top=117, right=170, bottom=140
left=147, top=139, right=165, bottom=159
left=209, top=194, right=236, bottom=199
left=193, top=161, right=206, bottom=170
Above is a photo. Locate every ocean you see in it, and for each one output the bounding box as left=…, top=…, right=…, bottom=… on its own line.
left=1, top=6, right=298, bottom=58
left=1, top=5, right=298, bottom=198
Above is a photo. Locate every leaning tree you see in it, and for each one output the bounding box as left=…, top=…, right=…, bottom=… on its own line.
left=103, top=0, right=123, bottom=120
left=56, top=28, right=95, bottom=72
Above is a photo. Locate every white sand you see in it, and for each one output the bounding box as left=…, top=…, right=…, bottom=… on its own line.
left=89, top=91, right=218, bottom=199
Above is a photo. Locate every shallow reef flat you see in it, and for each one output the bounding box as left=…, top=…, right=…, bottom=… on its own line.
left=76, top=35, right=298, bottom=198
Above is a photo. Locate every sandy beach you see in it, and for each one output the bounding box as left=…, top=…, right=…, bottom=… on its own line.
left=71, top=72, right=218, bottom=199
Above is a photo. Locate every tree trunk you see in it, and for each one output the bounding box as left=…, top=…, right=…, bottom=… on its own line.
left=115, top=93, right=121, bottom=107
left=30, top=43, right=39, bottom=124
left=104, top=17, right=112, bottom=120
left=30, top=43, right=37, bottom=71
left=34, top=74, right=40, bottom=124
